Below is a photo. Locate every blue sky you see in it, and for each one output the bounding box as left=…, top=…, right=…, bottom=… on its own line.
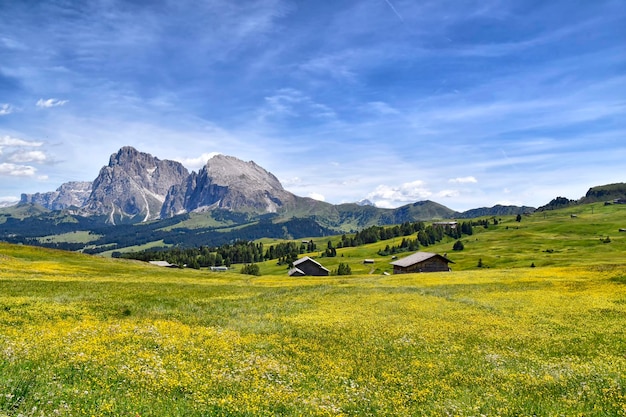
left=1, top=0, right=624, bottom=211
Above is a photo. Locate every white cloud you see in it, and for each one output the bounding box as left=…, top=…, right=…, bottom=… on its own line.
left=0, top=104, right=13, bottom=116
left=175, top=152, right=220, bottom=171
left=449, top=176, right=478, bottom=184
left=0, top=163, right=37, bottom=177
left=0, top=136, right=43, bottom=147
left=437, top=189, right=460, bottom=198
left=260, top=88, right=336, bottom=120
left=308, top=192, right=325, bottom=201
left=9, top=150, right=47, bottom=163
left=298, top=54, right=358, bottom=83
left=367, top=180, right=432, bottom=207
left=36, top=98, right=68, bottom=108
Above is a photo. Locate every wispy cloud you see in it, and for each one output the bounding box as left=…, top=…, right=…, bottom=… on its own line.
left=0, top=163, right=37, bottom=177
left=364, top=101, right=400, bottom=116
left=437, top=189, right=461, bottom=198
left=9, top=150, right=47, bottom=164
left=36, top=98, right=68, bottom=108
left=0, top=136, right=43, bottom=147
left=367, top=180, right=432, bottom=208
left=260, top=88, right=336, bottom=121
left=0, top=104, right=13, bottom=116
left=175, top=152, right=221, bottom=171
left=0, top=136, right=48, bottom=179
left=449, top=176, right=478, bottom=184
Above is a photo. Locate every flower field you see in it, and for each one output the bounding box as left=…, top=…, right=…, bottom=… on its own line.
left=0, top=243, right=625, bottom=416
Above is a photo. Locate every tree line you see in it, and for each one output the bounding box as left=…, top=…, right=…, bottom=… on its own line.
left=118, top=239, right=318, bottom=269
left=119, top=220, right=477, bottom=269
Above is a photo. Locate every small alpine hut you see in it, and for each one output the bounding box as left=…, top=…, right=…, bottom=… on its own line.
left=149, top=260, right=180, bottom=268
left=390, top=251, right=454, bottom=274
left=288, top=256, right=330, bottom=277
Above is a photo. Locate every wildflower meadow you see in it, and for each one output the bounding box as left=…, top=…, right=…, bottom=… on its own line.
left=0, top=242, right=625, bottom=416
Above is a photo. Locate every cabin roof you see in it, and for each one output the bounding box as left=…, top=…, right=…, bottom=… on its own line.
left=293, top=256, right=330, bottom=272
left=288, top=267, right=305, bottom=276
left=149, top=260, right=177, bottom=267
left=390, top=252, right=454, bottom=267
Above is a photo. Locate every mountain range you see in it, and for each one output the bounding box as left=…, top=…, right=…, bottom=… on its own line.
left=19, top=146, right=534, bottom=225
left=11, top=146, right=624, bottom=253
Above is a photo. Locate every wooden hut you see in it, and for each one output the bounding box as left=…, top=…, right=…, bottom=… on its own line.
left=390, top=252, right=453, bottom=274
left=288, top=256, right=330, bottom=277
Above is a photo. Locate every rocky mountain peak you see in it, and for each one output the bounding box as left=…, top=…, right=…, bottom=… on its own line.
left=109, top=146, right=157, bottom=171
left=204, top=154, right=285, bottom=191
left=161, top=154, right=297, bottom=217
left=82, top=147, right=189, bottom=223
left=20, top=147, right=303, bottom=224
left=110, top=146, right=140, bottom=164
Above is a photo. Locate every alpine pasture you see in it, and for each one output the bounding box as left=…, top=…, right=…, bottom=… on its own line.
left=1, top=203, right=626, bottom=416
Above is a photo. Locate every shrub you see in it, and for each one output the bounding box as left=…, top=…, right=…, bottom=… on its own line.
left=335, top=263, right=352, bottom=275
left=241, top=263, right=261, bottom=276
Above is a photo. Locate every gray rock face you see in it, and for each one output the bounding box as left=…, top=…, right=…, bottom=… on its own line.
left=161, top=154, right=297, bottom=217
left=81, top=146, right=189, bottom=223
left=22, top=147, right=301, bottom=223
left=20, top=181, right=92, bottom=210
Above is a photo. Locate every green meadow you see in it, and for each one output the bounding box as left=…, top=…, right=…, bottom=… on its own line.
left=1, top=203, right=626, bottom=416
left=256, top=202, right=626, bottom=275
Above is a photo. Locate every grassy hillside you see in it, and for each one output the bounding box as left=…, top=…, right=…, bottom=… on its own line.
left=254, top=201, right=626, bottom=276
left=0, top=199, right=461, bottom=254
left=0, top=242, right=625, bottom=416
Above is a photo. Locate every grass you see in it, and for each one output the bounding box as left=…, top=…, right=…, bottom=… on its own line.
left=264, top=202, right=626, bottom=275
left=1, top=242, right=625, bottom=416
left=99, top=239, right=171, bottom=257
left=37, top=231, right=101, bottom=244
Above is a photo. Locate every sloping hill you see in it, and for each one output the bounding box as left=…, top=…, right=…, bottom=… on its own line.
left=537, top=183, right=626, bottom=211
left=580, top=182, right=626, bottom=203
left=254, top=201, right=626, bottom=275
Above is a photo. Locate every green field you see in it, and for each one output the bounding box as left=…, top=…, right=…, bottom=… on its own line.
left=253, top=202, right=626, bottom=276
left=1, top=220, right=626, bottom=416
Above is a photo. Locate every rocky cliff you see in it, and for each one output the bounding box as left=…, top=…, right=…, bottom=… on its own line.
left=20, top=181, right=92, bottom=210
left=81, top=147, right=189, bottom=223
left=161, top=154, right=298, bottom=217
left=20, top=147, right=303, bottom=224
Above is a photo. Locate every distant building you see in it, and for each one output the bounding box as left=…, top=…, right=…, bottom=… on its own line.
left=288, top=256, right=330, bottom=277
left=390, top=252, right=454, bottom=274
left=432, top=221, right=458, bottom=229
left=149, top=260, right=179, bottom=268
left=210, top=266, right=229, bottom=272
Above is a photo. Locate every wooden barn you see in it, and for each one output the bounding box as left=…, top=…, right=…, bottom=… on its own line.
left=288, top=256, right=330, bottom=277
left=390, top=252, right=453, bottom=274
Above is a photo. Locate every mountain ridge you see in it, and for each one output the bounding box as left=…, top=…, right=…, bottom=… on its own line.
left=20, top=146, right=536, bottom=224
left=5, top=146, right=544, bottom=252
left=20, top=181, right=92, bottom=210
